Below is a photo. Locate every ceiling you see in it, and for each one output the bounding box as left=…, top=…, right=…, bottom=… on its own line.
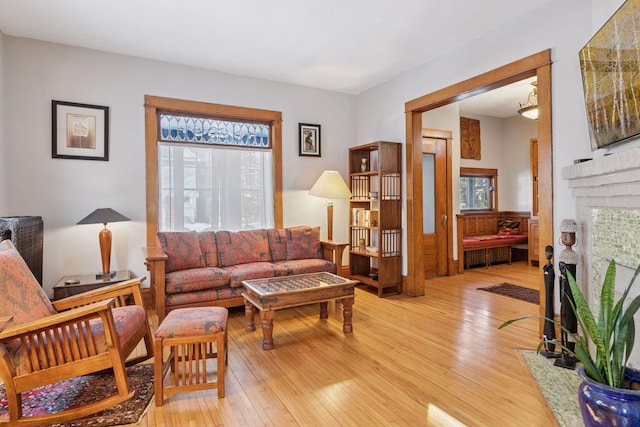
left=0, top=0, right=547, bottom=115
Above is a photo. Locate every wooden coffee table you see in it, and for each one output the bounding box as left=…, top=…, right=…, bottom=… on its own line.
left=242, top=272, right=356, bottom=350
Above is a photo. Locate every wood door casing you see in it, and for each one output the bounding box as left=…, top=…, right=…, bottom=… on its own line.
left=404, top=49, right=553, bottom=338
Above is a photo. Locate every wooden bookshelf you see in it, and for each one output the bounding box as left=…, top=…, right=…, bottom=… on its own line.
left=348, top=141, right=402, bottom=296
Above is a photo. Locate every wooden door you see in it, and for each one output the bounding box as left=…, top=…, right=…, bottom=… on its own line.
left=422, top=137, right=448, bottom=278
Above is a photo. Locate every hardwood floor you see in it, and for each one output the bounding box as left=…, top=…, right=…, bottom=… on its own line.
left=140, top=261, right=557, bottom=426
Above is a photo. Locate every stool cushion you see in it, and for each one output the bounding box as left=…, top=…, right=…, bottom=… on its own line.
left=155, top=307, right=228, bottom=339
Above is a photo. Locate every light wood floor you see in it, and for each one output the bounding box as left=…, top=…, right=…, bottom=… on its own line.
left=139, top=261, right=556, bottom=427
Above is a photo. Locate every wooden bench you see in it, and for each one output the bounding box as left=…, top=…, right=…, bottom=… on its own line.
left=457, top=211, right=531, bottom=272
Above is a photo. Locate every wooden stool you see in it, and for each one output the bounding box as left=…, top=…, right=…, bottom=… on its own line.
left=154, top=307, right=228, bottom=406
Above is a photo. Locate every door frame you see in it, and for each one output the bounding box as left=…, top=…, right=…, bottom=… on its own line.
left=404, top=49, right=553, bottom=323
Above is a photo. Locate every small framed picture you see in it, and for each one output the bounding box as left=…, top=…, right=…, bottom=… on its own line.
left=52, top=100, right=109, bottom=161
left=299, top=123, right=321, bottom=157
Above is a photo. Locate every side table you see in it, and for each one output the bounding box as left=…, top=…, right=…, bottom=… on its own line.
left=52, top=270, right=136, bottom=300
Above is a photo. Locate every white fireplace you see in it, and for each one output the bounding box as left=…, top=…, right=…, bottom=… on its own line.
left=563, top=147, right=640, bottom=367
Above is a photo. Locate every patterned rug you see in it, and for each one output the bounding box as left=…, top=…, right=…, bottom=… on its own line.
left=518, top=349, right=582, bottom=427
left=0, top=363, right=154, bottom=427
left=478, top=282, right=540, bottom=304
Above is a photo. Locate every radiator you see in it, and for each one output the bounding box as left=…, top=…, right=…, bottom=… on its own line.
left=464, top=247, right=510, bottom=268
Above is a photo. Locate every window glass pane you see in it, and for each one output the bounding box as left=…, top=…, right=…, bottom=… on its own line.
left=459, top=176, right=491, bottom=210
left=158, top=142, right=274, bottom=232
left=422, top=154, right=435, bottom=233
left=159, top=113, right=270, bottom=147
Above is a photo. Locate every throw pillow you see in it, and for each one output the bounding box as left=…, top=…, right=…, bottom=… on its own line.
left=156, top=231, right=204, bottom=273
left=286, top=226, right=322, bottom=260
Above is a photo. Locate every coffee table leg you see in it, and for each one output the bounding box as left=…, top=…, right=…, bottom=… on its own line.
left=342, top=297, right=354, bottom=333
left=319, top=301, right=329, bottom=319
left=260, top=310, right=276, bottom=350
left=244, top=299, right=256, bottom=332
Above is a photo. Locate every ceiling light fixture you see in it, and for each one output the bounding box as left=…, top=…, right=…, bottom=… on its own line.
left=518, top=81, right=538, bottom=120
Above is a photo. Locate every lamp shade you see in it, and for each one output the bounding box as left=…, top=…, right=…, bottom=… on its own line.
left=77, top=208, right=130, bottom=225
left=309, top=171, right=351, bottom=199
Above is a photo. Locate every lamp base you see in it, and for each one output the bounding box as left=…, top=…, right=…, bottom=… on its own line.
left=96, top=271, right=117, bottom=280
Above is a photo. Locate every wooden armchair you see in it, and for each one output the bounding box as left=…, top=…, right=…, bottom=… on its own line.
left=0, top=240, right=153, bottom=426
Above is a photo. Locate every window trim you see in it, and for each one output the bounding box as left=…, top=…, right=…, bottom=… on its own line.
left=144, top=95, right=283, bottom=246
left=459, top=167, right=498, bottom=212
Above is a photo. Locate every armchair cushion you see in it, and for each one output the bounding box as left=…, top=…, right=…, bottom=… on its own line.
left=0, top=244, right=55, bottom=353
left=14, top=304, right=146, bottom=375
left=157, top=231, right=204, bottom=273
left=286, top=226, right=322, bottom=260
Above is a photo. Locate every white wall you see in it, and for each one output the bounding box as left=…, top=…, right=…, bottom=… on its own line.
left=0, top=32, right=6, bottom=216
left=502, top=116, right=538, bottom=212
left=355, top=0, right=598, bottom=273
left=2, top=37, right=356, bottom=297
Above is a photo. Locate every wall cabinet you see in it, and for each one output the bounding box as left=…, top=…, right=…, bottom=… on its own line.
left=348, top=141, right=402, bottom=296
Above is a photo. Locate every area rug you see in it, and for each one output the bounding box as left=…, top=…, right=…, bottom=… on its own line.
left=478, top=282, right=540, bottom=304
left=0, top=364, right=154, bottom=427
left=518, top=349, right=582, bottom=427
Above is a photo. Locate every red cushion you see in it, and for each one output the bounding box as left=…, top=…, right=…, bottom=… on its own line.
left=216, top=230, right=270, bottom=267
left=285, top=226, right=322, bottom=260
left=156, top=231, right=204, bottom=273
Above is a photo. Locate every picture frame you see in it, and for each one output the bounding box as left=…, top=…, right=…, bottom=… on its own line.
left=298, top=123, right=321, bottom=157
left=52, top=100, right=109, bottom=161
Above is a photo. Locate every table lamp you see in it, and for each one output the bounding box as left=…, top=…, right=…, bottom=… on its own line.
left=77, top=208, right=130, bottom=279
left=309, top=171, right=351, bottom=241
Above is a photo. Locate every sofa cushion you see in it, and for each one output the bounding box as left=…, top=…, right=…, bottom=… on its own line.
left=216, top=229, right=271, bottom=267
left=286, top=226, right=322, bottom=260
left=165, top=286, right=244, bottom=308
left=275, top=259, right=337, bottom=275
left=222, top=262, right=287, bottom=288
left=198, top=231, right=219, bottom=267
left=267, top=228, right=287, bottom=262
left=165, top=267, right=230, bottom=294
left=157, top=231, right=204, bottom=273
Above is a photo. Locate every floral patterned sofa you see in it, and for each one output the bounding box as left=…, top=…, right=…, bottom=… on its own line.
left=144, top=226, right=347, bottom=321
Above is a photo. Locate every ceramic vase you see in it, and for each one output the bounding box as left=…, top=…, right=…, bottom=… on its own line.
left=577, top=365, right=640, bottom=426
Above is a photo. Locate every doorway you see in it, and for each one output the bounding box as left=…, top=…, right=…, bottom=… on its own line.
left=403, top=50, right=553, bottom=333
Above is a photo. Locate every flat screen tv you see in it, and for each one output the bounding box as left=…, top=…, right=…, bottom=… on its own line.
left=579, top=0, right=640, bottom=151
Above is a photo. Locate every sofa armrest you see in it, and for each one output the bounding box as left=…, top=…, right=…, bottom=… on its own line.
left=143, top=246, right=168, bottom=318
left=320, top=240, right=348, bottom=276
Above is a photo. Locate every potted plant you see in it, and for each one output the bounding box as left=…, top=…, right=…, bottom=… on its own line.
left=500, top=260, right=640, bottom=426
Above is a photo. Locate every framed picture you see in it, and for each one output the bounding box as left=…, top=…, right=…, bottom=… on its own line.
left=52, top=100, right=109, bottom=161
left=298, top=123, right=321, bottom=157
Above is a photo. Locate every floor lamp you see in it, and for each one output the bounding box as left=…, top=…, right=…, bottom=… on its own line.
left=309, top=171, right=351, bottom=241
left=77, top=208, right=130, bottom=279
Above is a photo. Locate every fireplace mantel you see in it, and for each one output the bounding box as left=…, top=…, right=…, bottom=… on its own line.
left=563, top=147, right=640, bottom=367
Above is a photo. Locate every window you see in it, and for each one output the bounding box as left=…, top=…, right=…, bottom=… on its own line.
left=459, top=167, right=497, bottom=211
left=144, top=96, right=283, bottom=246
